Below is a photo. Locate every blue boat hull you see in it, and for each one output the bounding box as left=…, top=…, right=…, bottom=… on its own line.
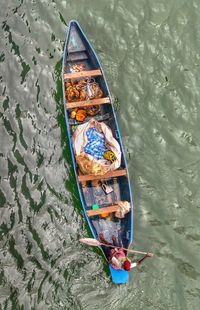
left=62, top=20, right=133, bottom=283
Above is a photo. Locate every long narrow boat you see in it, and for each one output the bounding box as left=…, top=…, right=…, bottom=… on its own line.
left=62, top=20, right=133, bottom=284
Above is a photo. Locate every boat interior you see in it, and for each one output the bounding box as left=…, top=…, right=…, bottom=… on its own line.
left=63, top=22, right=132, bottom=251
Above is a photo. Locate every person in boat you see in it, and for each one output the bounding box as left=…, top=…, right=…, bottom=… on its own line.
left=99, top=233, right=152, bottom=271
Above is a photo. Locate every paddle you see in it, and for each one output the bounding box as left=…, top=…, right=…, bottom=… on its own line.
left=80, top=238, right=153, bottom=256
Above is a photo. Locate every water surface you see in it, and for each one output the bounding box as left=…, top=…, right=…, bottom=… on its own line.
left=1, top=0, right=200, bottom=309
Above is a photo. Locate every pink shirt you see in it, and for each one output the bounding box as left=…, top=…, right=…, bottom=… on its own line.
left=109, top=249, right=126, bottom=269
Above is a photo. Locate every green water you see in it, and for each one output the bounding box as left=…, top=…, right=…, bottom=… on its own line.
left=1, top=0, right=200, bottom=309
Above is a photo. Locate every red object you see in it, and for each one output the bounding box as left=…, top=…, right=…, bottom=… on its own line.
left=123, top=260, right=131, bottom=271
left=79, top=63, right=85, bottom=70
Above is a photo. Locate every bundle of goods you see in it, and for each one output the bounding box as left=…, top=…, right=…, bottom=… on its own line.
left=72, top=119, right=121, bottom=175
left=70, top=105, right=100, bottom=122
left=65, top=77, right=103, bottom=102
left=69, top=63, right=85, bottom=73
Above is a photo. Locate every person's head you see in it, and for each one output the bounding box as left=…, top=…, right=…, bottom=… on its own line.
left=123, top=259, right=131, bottom=271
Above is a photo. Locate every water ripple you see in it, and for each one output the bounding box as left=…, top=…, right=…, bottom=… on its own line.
left=1, top=0, right=200, bottom=309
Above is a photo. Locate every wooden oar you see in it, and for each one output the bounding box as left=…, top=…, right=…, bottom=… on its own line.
left=80, top=238, right=153, bottom=256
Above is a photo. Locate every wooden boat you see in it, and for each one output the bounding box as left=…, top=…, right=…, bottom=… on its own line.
left=62, top=20, right=133, bottom=284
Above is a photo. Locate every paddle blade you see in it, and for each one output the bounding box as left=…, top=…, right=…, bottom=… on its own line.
left=79, top=238, right=101, bottom=247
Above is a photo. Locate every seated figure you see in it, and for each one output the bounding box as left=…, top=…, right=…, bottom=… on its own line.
left=99, top=233, right=152, bottom=271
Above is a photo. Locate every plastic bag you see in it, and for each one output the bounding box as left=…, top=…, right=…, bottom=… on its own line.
left=72, top=118, right=121, bottom=175
left=115, top=201, right=130, bottom=218
left=76, top=153, right=108, bottom=175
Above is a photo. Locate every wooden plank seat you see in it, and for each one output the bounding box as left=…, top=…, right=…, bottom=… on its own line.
left=68, top=46, right=86, bottom=54
left=64, top=69, right=102, bottom=80
left=86, top=204, right=119, bottom=217
left=78, top=169, right=127, bottom=182
left=66, top=97, right=110, bottom=109
left=67, top=51, right=88, bottom=62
